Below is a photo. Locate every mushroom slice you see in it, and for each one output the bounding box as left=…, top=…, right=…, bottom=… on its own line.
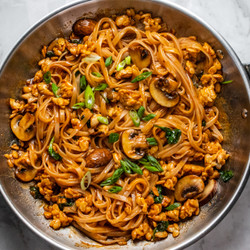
left=86, top=148, right=112, bottom=168
left=149, top=78, right=179, bottom=108
left=73, top=19, right=96, bottom=37
left=128, top=45, right=151, bottom=70
left=195, top=179, right=217, bottom=206
left=11, top=114, right=36, bottom=141
left=122, top=129, right=147, bottom=160
left=174, top=175, right=205, bottom=202
left=15, top=166, right=37, bottom=182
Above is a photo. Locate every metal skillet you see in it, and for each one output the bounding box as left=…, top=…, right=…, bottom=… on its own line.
left=0, top=0, right=249, bottom=249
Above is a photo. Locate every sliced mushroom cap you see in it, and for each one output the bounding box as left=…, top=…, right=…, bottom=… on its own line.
left=11, top=114, right=36, bottom=141
left=149, top=78, right=179, bottom=108
left=174, top=175, right=204, bottom=202
left=73, top=19, right=96, bottom=36
left=15, top=166, right=37, bottom=182
left=122, top=129, right=147, bottom=159
left=86, top=148, right=112, bottom=168
left=129, top=45, right=151, bottom=70
left=195, top=179, right=217, bottom=206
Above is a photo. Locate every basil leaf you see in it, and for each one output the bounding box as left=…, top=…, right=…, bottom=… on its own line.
left=46, top=51, right=55, bottom=57
left=51, top=83, right=59, bottom=98
left=108, top=186, right=122, bottom=193
left=92, top=72, right=102, bottom=77
left=219, top=170, right=234, bottom=182
left=72, top=102, right=85, bottom=109
left=124, top=159, right=143, bottom=175
left=120, top=160, right=132, bottom=174
left=48, top=137, right=62, bottom=161
left=129, top=109, right=140, bottom=127
left=151, top=185, right=164, bottom=204
left=97, top=116, right=109, bottom=125
left=43, top=71, right=51, bottom=84
left=137, top=106, right=145, bottom=119
left=80, top=75, right=87, bottom=91
left=94, top=83, right=108, bottom=91
left=155, top=125, right=181, bottom=144
left=221, top=80, right=233, bottom=84
left=202, top=120, right=206, bottom=127
left=108, top=133, right=119, bottom=143
left=58, top=198, right=74, bottom=211
left=84, top=85, right=95, bottom=109
left=165, top=202, right=181, bottom=211
left=142, top=114, right=156, bottom=121
left=105, top=56, right=113, bottom=67
left=146, top=137, right=158, bottom=146
left=100, top=168, right=124, bottom=186
left=131, top=71, right=152, bottom=83
left=153, top=221, right=169, bottom=240
left=30, top=186, right=43, bottom=199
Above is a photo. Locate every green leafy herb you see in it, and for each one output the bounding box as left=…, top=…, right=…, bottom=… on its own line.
left=72, top=102, right=85, bottom=109
left=97, top=116, right=109, bottom=125
left=153, top=221, right=169, bottom=240
left=51, top=83, right=59, bottom=97
left=129, top=109, right=140, bottom=127
left=137, top=106, right=145, bottom=119
left=165, top=202, right=181, bottom=211
left=48, top=137, right=62, bottom=161
left=142, top=114, right=156, bottom=121
left=146, top=137, right=158, bottom=146
left=155, top=125, right=181, bottom=144
left=80, top=75, right=87, bottom=92
left=131, top=71, right=152, bottom=83
left=58, top=198, right=74, bottom=211
left=108, top=186, right=122, bottom=193
left=124, top=159, right=143, bottom=175
left=100, top=168, right=124, bottom=186
left=30, top=186, right=43, bottom=199
left=43, top=71, right=51, bottom=84
left=125, top=56, right=131, bottom=65
left=46, top=51, right=55, bottom=57
left=108, top=133, right=119, bottom=143
left=139, top=155, right=163, bottom=172
left=202, top=120, right=206, bottom=127
left=71, top=39, right=81, bottom=44
left=120, top=160, right=133, bottom=174
left=84, top=85, right=95, bottom=109
left=151, top=185, right=164, bottom=204
left=94, top=83, right=108, bottom=91
left=219, top=170, right=234, bottom=182
left=92, top=72, right=102, bottom=77
left=105, top=56, right=113, bottom=67
left=221, top=80, right=233, bottom=84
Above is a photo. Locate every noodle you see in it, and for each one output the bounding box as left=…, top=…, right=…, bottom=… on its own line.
left=6, top=9, right=230, bottom=245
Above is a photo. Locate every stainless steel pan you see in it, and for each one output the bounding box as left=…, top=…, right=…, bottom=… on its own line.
left=0, top=0, right=249, bottom=249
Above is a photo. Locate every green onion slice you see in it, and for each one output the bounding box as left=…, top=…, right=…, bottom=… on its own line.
left=43, top=71, right=51, bottom=84
left=72, top=102, right=85, bottom=109
left=84, top=85, right=95, bottom=109
left=80, top=171, right=91, bottom=190
left=97, top=116, right=109, bottom=125
left=129, top=109, right=140, bottom=127
left=105, top=56, right=113, bottom=67
left=108, top=186, right=122, bottom=193
left=131, top=71, right=152, bottom=83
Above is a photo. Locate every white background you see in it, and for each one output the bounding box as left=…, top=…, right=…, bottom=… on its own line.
left=0, top=0, right=249, bottom=249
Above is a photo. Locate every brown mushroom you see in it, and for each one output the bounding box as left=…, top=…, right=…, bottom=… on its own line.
left=174, top=175, right=205, bottom=202
left=122, top=129, right=147, bottom=159
left=86, top=148, right=112, bottom=168
left=73, top=19, right=96, bottom=36
left=149, top=77, right=179, bottom=108
left=195, top=179, right=217, bottom=206
left=11, top=114, right=36, bottom=141
left=15, top=166, right=37, bottom=182
left=129, top=45, right=151, bottom=70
